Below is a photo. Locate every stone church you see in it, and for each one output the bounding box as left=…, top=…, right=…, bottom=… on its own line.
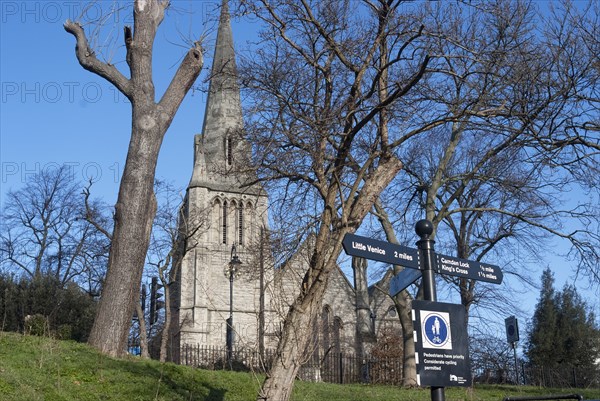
left=169, top=0, right=401, bottom=367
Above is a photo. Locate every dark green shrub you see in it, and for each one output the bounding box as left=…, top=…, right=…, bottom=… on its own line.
left=0, top=273, right=97, bottom=342
left=24, top=314, right=50, bottom=336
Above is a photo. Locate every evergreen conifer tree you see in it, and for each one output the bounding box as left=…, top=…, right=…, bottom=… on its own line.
left=526, top=268, right=600, bottom=386
left=527, top=268, right=559, bottom=368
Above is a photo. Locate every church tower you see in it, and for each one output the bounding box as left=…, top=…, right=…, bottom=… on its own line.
left=170, top=0, right=273, bottom=362
left=169, top=0, right=392, bottom=372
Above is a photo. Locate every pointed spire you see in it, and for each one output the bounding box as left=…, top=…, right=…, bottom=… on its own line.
left=200, top=0, right=243, bottom=166
left=189, top=0, right=260, bottom=194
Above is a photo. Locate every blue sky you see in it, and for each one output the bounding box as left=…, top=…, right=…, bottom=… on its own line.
left=1, top=1, right=235, bottom=207
left=1, top=1, right=598, bottom=344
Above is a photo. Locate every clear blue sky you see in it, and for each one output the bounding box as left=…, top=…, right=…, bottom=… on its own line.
left=1, top=1, right=598, bottom=342
left=0, top=1, right=237, bottom=207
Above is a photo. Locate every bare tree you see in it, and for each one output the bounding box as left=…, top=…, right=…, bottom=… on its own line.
left=380, top=0, right=600, bottom=302
left=237, top=1, right=599, bottom=398
left=64, top=0, right=204, bottom=356
left=366, top=0, right=599, bottom=384
left=237, top=1, right=443, bottom=399
left=0, top=166, right=109, bottom=293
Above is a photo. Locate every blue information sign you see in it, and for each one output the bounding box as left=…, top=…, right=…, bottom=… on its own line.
left=435, top=254, right=503, bottom=284
left=412, top=300, right=472, bottom=387
left=342, top=234, right=420, bottom=270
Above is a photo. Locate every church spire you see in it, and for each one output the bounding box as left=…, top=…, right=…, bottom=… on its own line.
left=202, top=0, right=242, bottom=141
left=190, top=0, right=255, bottom=192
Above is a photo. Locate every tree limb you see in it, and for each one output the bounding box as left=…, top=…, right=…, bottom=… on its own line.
left=83, top=182, right=112, bottom=241
left=158, top=42, right=204, bottom=128
left=64, top=20, right=132, bottom=99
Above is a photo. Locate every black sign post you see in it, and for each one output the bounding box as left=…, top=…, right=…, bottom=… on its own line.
left=342, top=220, right=504, bottom=401
left=415, top=220, right=446, bottom=401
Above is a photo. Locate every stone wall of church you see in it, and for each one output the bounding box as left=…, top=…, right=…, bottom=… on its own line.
left=272, top=239, right=360, bottom=356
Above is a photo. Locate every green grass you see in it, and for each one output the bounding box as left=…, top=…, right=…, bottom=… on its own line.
left=1, top=332, right=598, bottom=401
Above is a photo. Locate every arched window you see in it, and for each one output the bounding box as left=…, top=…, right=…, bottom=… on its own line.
left=212, top=199, right=222, bottom=244
left=222, top=200, right=228, bottom=244
left=227, top=137, right=233, bottom=166
left=387, top=306, right=397, bottom=318
left=321, top=306, right=331, bottom=354
left=246, top=201, right=254, bottom=240
left=333, top=317, right=343, bottom=354
left=237, top=203, right=243, bottom=245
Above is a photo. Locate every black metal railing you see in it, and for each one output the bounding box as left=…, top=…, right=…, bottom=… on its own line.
left=180, top=344, right=600, bottom=389
left=179, top=344, right=404, bottom=385
left=473, top=364, right=600, bottom=389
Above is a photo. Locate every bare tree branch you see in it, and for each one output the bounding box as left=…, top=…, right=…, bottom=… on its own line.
left=63, top=20, right=132, bottom=99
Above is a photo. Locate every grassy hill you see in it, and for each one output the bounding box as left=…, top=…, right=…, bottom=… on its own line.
left=1, top=332, right=598, bottom=401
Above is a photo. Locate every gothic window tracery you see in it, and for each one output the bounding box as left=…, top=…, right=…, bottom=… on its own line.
left=212, top=198, right=222, bottom=244
left=246, top=202, right=253, bottom=240
left=211, top=197, right=256, bottom=247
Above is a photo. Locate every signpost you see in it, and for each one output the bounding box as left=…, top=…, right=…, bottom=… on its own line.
left=414, top=220, right=445, bottom=401
left=342, top=234, right=503, bottom=287
left=435, top=254, right=503, bottom=284
left=342, top=220, right=505, bottom=401
left=342, top=233, right=420, bottom=270
left=389, top=269, right=422, bottom=297
left=412, top=300, right=472, bottom=387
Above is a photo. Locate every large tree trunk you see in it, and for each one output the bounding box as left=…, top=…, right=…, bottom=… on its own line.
left=88, top=125, right=159, bottom=354
left=259, top=255, right=334, bottom=401
left=258, top=156, right=402, bottom=401
left=65, top=0, right=203, bottom=357
left=396, top=290, right=417, bottom=386
left=353, top=256, right=375, bottom=362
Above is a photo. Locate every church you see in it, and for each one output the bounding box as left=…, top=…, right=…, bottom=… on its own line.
left=168, top=1, right=402, bottom=374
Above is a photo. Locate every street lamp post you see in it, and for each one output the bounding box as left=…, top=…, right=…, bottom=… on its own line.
left=226, top=244, right=242, bottom=370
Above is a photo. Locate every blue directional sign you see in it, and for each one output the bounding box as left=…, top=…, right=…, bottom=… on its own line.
left=343, top=233, right=504, bottom=286
left=342, top=234, right=420, bottom=270
left=389, top=269, right=421, bottom=296
left=435, top=254, right=503, bottom=284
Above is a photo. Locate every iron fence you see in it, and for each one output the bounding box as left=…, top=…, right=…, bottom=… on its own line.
left=180, top=344, right=404, bottom=385
left=473, top=364, right=600, bottom=389
left=522, top=365, right=600, bottom=389
left=180, top=344, right=599, bottom=388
